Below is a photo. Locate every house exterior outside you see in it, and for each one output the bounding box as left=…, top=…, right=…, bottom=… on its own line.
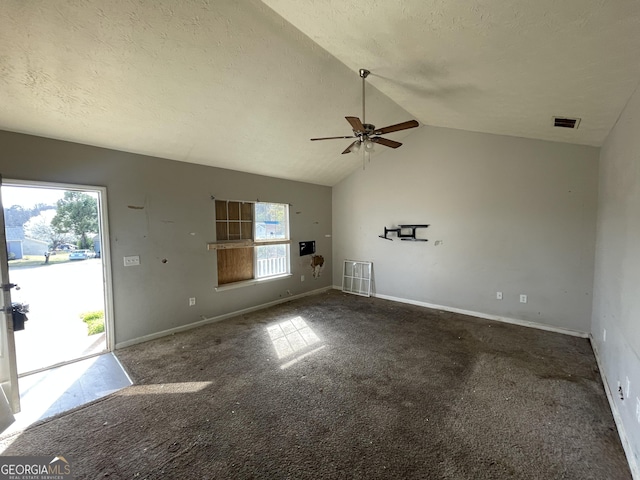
left=5, top=226, right=49, bottom=259
left=6, top=226, right=24, bottom=260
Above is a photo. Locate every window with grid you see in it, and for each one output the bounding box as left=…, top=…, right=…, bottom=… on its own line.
left=214, top=200, right=290, bottom=286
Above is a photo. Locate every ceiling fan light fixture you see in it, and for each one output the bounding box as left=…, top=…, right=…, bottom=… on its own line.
left=350, top=141, right=362, bottom=153
left=364, top=139, right=375, bottom=151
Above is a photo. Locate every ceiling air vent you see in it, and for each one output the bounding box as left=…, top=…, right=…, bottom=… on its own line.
left=553, top=116, right=581, bottom=129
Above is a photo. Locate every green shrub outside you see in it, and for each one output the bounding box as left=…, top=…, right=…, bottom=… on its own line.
left=80, top=310, right=105, bottom=335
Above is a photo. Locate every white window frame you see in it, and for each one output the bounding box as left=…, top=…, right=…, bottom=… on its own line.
left=254, top=202, right=291, bottom=280
left=342, top=260, right=372, bottom=297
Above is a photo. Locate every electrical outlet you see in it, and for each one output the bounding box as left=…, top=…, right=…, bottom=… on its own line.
left=519, top=294, right=527, bottom=304
left=189, top=297, right=196, bottom=307
left=496, top=292, right=503, bottom=300
left=301, top=275, right=305, bottom=282
left=124, top=255, right=140, bottom=267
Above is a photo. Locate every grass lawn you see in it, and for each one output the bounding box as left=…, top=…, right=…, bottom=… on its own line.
left=80, top=310, right=105, bottom=335
left=9, top=253, right=70, bottom=268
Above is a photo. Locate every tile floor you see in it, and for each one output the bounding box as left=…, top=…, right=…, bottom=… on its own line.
left=3, top=353, right=132, bottom=437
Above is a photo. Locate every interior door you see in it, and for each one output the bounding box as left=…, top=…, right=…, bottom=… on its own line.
left=0, top=175, right=20, bottom=431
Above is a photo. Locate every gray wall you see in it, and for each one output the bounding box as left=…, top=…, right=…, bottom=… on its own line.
left=22, top=237, right=49, bottom=256
left=333, top=126, right=599, bottom=333
left=0, top=130, right=332, bottom=345
left=592, top=84, right=640, bottom=468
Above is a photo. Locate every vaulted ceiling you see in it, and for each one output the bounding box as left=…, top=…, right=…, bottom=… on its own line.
left=1, top=1, right=639, bottom=186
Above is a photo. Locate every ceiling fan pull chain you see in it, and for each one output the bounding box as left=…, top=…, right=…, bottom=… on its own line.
left=362, top=72, right=366, bottom=126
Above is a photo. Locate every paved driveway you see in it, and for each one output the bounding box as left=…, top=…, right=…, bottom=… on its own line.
left=8, top=259, right=107, bottom=374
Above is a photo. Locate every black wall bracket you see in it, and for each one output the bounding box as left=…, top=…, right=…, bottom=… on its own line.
left=379, top=224, right=429, bottom=241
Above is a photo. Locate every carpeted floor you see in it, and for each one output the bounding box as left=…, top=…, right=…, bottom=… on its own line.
left=0, top=290, right=632, bottom=479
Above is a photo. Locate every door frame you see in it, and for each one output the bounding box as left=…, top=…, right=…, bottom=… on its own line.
left=0, top=175, right=20, bottom=419
left=3, top=179, right=115, bottom=355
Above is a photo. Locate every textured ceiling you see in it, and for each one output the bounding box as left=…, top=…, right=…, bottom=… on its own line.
left=264, top=0, right=640, bottom=148
left=1, top=1, right=639, bottom=186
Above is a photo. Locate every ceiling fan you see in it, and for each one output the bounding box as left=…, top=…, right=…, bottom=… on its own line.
left=311, top=68, right=419, bottom=155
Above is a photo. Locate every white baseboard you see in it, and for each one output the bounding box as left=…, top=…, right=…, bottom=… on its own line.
left=331, top=285, right=588, bottom=338
left=115, top=286, right=333, bottom=349
left=590, top=336, right=640, bottom=480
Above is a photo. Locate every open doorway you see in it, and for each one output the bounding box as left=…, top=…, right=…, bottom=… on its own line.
left=2, top=181, right=113, bottom=375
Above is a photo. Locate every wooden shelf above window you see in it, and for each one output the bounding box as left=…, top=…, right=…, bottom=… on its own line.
left=207, top=240, right=254, bottom=251
left=207, top=239, right=291, bottom=251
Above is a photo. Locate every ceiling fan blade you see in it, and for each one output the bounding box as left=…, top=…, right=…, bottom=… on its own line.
left=345, top=116, right=365, bottom=133
left=311, top=135, right=356, bottom=141
left=373, top=120, right=419, bottom=135
left=342, top=141, right=359, bottom=154
left=371, top=137, right=402, bottom=149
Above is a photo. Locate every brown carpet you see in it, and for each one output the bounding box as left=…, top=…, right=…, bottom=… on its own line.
left=0, top=290, right=631, bottom=479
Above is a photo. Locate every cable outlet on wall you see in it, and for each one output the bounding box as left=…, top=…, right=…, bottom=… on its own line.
left=189, top=297, right=196, bottom=307
left=519, top=294, right=528, bottom=304
left=496, top=292, right=503, bottom=300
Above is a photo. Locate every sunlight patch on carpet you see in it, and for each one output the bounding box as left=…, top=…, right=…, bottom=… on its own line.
left=266, top=316, right=322, bottom=360
left=119, top=382, right=212, bottom=396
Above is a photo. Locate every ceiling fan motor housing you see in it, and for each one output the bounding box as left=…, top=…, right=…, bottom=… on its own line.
left=353, top=124, right=376, bottom=138
left=363, top=124, right=376, bottom=134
